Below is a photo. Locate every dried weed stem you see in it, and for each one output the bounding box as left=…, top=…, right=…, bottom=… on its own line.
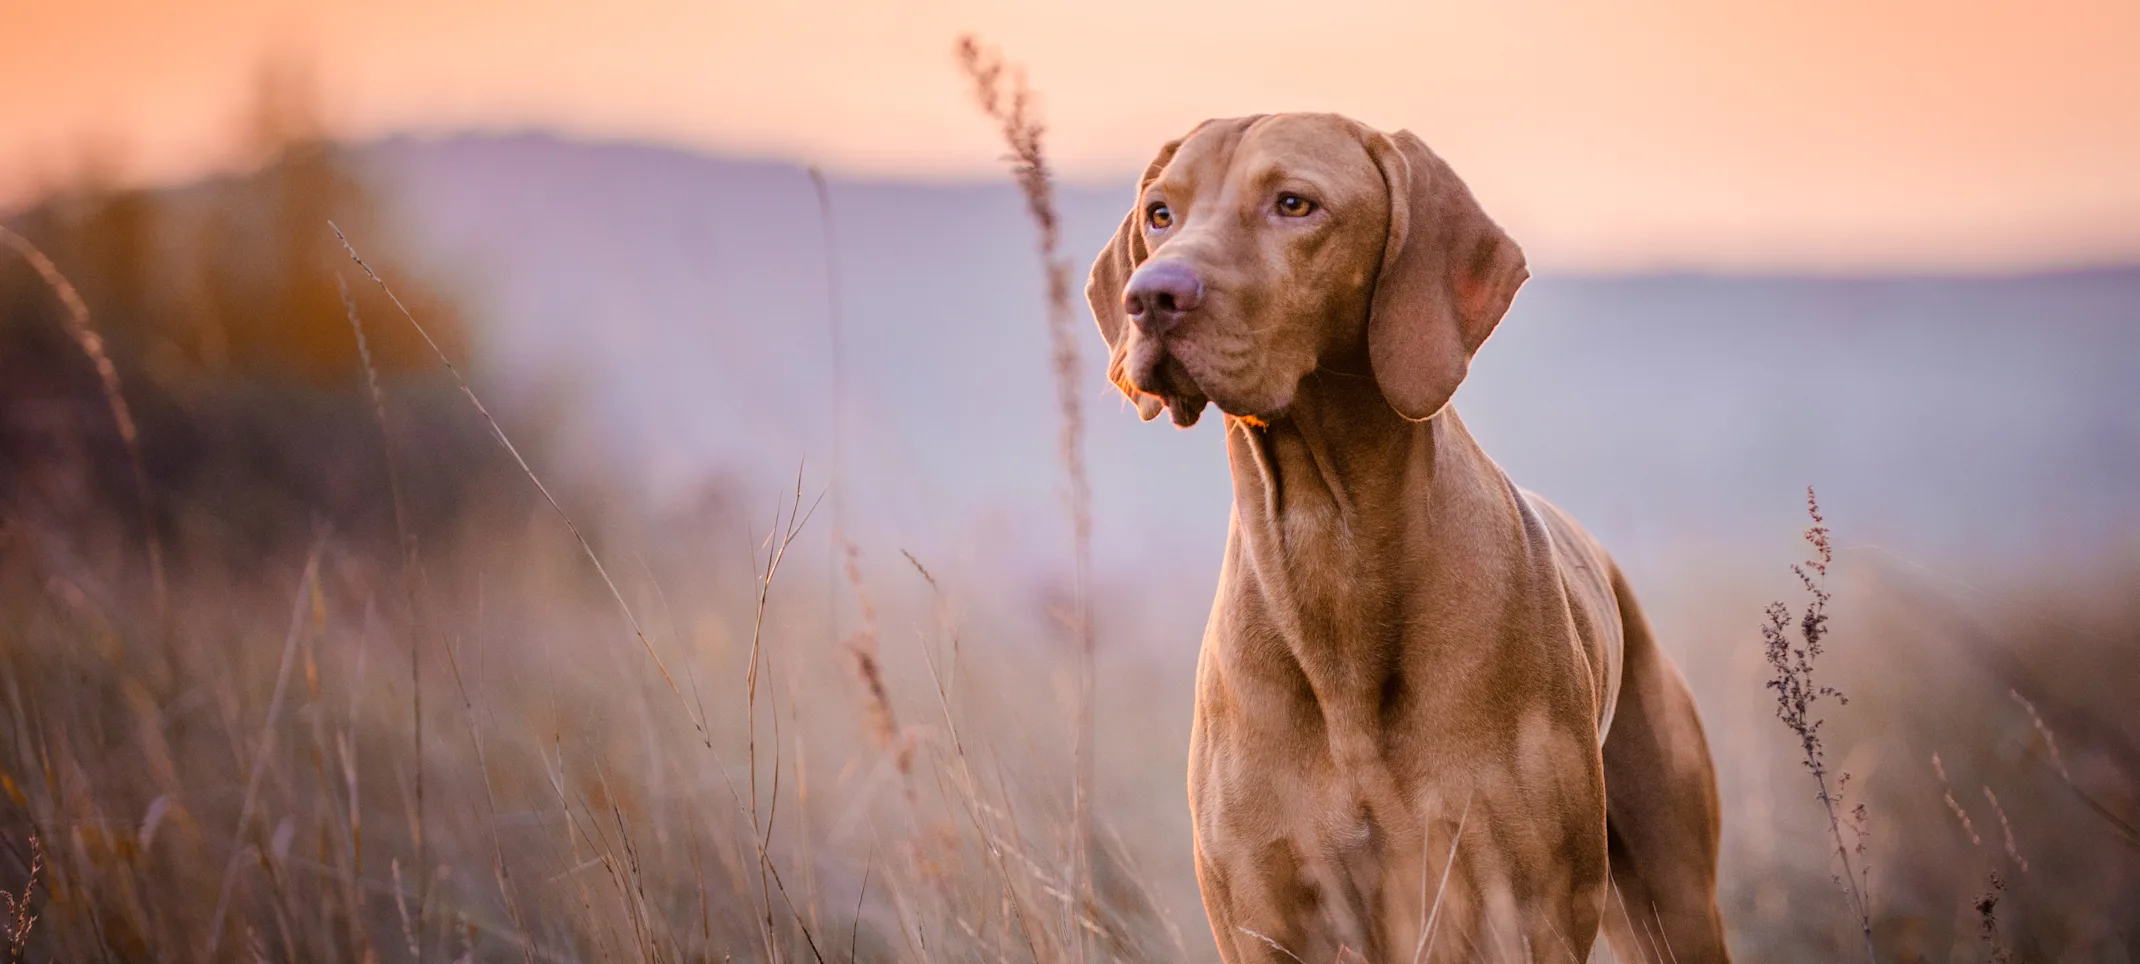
left=954, top=36, right=1100, bottom=957
left=0, top=226, right=165, bottom=619
left=331, top=223, right=697, bottom=729
left=1761, top=487, right=1875, bottom=961
left=1, top=835, right=41, bottom=964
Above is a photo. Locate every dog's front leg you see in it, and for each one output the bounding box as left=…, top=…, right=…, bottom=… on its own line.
left=1196, top=830, right=1376, bottom=964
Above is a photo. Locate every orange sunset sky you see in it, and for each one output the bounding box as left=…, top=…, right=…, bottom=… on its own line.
left=5, top=0, right=2138, bottom=271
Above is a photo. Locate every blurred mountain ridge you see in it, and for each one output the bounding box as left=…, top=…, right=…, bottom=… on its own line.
left=358, top=131, right=2140, bottom=587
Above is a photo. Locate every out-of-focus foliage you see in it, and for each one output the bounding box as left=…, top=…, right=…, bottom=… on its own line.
left=0, top=77, right=536, bottom=570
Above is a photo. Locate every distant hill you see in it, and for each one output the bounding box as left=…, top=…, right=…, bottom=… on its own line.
left=358, top=133, right=2140, bottom=587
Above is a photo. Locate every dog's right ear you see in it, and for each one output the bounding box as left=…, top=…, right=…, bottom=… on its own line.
left=1085, top=138, right=1181, bottom=421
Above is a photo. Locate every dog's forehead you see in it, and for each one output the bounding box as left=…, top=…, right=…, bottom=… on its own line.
left=1153, top=119, right=1249, bottom=194
left=1242, top=114, right=1372, bottom=159
left=1160, top=113, right=1378, bottom=194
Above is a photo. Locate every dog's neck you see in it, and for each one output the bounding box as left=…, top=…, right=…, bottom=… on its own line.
left=1223, top=367, right=1509, bottom=560
left=1218, top=366, right=1539, bottom=696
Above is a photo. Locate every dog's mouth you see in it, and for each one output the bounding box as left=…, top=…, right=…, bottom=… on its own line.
left=1125, top=338, right=1211, bottom=427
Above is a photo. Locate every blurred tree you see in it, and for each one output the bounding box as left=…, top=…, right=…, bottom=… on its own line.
left=1, top=61, right=508, bottom=569
left=9, top=60, right=463, bottom=385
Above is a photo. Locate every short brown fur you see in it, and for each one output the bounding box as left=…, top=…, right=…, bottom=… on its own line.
left=1087, top=114, right=1728, bottom=962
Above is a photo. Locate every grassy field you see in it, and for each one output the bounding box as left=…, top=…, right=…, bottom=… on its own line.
left=5, top=382, right=2137, bottom=963
left=3, top=62, right=2137, bottom=964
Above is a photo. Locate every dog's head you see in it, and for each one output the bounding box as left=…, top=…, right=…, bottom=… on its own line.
left=1087, top=113, right=1528, bottom=426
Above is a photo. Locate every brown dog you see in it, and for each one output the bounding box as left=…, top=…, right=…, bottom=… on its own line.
left=1086, top=114, right=1729, bottom=963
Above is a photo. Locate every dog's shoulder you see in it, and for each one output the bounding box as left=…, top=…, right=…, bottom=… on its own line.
left=1516, top=488, right=1627, bottom=739
left=1516, top=491, right=1614, bottom=580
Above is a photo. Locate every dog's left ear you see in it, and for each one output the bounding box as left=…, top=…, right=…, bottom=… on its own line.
left=1361, top=129, right=1528, bottom=421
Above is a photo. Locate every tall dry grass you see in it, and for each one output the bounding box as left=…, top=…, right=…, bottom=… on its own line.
left=956, top=35, right=1102, bottom=964
left=3, top=54, right=2138, bottom=964
left=1, top=174, right=1185, bottom=964
left=0, top=226, right=163, bottom=617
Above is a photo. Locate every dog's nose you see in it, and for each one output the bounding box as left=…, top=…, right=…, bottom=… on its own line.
left=1123, top=260, right=1204, bottom=334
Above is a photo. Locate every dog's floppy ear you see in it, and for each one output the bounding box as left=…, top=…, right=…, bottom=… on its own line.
left=1086, top=138, right=1182, bottom=421
left=1362, top=129, right=1528, bottom=421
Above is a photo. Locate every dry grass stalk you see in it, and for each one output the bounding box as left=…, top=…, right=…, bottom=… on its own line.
left=1, top=835, right=40, bottom=964
left=338, top=272, right=434, bottom=954
left=338, top=274, right=421, bottom=602
left=1981, top=787, right=2027, bottom=873
left=1761, top=486, right=1876, bottom=960
left=954, top=34, right=1100, bottom=957
left=1931, top=754, right=1981, bottom=847
left=1974, top=873, right=2012, bottom=964
left=899, top=549, right=1050, bottom=963
left=1411, top=792, right=1472, bottom=964
left=330, top=222, right=698, bottom=731
left=204, top=537, right=326, bottom=955
left=811, top=165, right=856, bottom=724
left=441, top=631, right=539, bottom=964
left=2007, top=690, right=2070, bottom=781
left=1999, top=688, right=2140, bottom=854
left=743, top=474, right=831, bottom=964
left=841, top=540, right=910, bottom=777
left=391, top=857, right=419, bottom=959
left=0, top=226, right=166, bottom=619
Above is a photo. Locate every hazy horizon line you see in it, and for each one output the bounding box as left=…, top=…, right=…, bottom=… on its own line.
left=11, top=125, right=2140, bottom=281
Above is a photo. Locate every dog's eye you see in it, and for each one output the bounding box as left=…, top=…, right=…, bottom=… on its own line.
left=1276, top=194, right=1317, bottom=218
left=1146, top=202, right=1173, bottom=230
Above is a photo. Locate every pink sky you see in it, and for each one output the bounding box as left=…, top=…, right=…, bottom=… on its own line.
left=6, top=0, right=2138, bottom=271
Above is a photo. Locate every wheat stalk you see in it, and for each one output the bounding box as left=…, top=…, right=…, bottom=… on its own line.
left=0, top=226, right=166, bottom=619
left=955, top=37, right=1099, bottom=960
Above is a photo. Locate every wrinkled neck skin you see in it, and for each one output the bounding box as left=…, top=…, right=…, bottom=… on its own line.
left=1226, top=368, right=1495, bottom=568
left=1215, top=361, right=1556, bottom=745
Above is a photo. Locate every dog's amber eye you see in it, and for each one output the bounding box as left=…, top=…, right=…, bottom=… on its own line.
left=1276, top=194, right=1316, bottom=217
left=1146, top=202, right=1173, bottom=230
